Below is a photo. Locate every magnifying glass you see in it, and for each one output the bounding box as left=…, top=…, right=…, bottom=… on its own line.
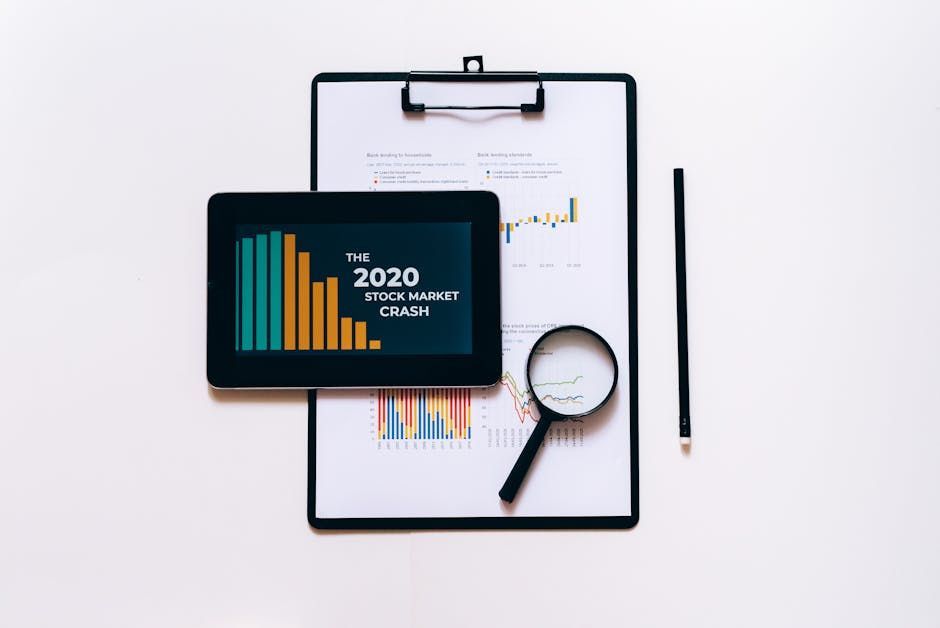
left=498, top=325, right=619, bottom=503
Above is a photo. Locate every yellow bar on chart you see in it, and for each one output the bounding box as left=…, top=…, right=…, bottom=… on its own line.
left=340, top=317, right=353, bottom=350
left=326, top=277, right=339, bottom=349
left=573, top=197, right=578, bottom=221
left=355, top=321, right=367, bottom=350
left=312, top=281, right=324, bottom=350
left=297, top=252, right=311, bottom=350
left=369, top=340, right=382, bottom=350
left=283, top=235, right=296, bottom=350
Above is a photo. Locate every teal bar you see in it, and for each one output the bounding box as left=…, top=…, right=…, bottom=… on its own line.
left=269, top=231, right=282, bottom=350
left=235, top=242, right=240, bottom=350
left=241, top=237, right=253, bottom=350
left=255, top=234, right=268, bottom=350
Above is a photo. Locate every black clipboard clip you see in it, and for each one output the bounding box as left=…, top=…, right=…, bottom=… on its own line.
left=401, top=55, right=544, bottom=113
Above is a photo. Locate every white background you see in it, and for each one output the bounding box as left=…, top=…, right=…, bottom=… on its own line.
left=1, top=1, right=938, bottom=626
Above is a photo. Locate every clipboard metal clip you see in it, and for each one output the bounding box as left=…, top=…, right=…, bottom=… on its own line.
left=401, top=56, right=545, bottom=113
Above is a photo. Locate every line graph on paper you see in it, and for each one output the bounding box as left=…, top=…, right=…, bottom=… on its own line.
left=499, top=371, right=586, bottom=423
left=480, top=370, right=585, bottom=449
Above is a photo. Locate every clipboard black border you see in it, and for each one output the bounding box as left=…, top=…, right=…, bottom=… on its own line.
left=308, top=72, right=638, bottom=530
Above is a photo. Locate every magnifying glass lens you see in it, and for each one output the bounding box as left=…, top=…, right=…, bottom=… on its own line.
left=527, top=327, right=617, bottom=417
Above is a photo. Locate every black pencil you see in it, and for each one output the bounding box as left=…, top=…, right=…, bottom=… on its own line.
left=674, top=168, right=691, bottom=445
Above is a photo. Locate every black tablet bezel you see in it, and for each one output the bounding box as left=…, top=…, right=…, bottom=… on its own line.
left=207, top=191, right=501, bottom=389
left=308, top=73, right=639, bottom=530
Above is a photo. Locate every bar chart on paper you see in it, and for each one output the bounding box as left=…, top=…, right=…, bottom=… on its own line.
left=499, top=196, right=580, bottom=244
left=374, top=388, right=471, bottom=442
left=495, top=195, right=583, bottom=269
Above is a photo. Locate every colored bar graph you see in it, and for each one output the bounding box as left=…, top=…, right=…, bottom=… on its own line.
left=241, top=237, right=253, bottom=350
left=298, top=252, right=310, bottom=350
left=283, top=234, right=296, bottom=350
left=376, top=389, right=472, bottom=440
left=270, top=231, right=282, bottom=350
left=235, top=230, right=382, bottom=352
left=326, top=277, right=339, bottom=350
left=498, top=197, right=579, bottom=245
left=255, top=234, right=267, bottom=350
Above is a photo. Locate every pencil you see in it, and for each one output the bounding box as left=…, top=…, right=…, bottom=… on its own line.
left=674, top=168, right=692, bottom=445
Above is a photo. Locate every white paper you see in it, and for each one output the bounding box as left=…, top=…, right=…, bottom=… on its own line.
left=314, top=80, right=632, bottom=519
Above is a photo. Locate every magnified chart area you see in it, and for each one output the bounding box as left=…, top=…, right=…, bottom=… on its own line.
left=527, top=327, right=617, bottom=415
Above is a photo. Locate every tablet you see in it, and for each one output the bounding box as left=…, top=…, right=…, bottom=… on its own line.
left=207, top=191, right=501, bottom=388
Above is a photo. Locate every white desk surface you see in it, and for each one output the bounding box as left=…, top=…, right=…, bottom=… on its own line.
left=2, top=1, right=939, bottom=626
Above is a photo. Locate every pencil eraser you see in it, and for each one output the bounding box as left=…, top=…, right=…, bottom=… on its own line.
left=680, top=436, right=691, bottom=446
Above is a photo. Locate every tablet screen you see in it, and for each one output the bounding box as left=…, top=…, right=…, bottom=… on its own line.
left=207, top=191, right=500, bottom=389
left=233, top=222, right=472, bottom=355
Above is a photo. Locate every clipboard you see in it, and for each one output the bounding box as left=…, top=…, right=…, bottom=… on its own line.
left=308, top=59, right=638, bottom=529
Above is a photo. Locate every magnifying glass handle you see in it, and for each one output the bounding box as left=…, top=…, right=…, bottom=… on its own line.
left=498, top=417, right=553, bottom=503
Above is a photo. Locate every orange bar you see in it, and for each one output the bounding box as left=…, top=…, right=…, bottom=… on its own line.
left=355, top=321, right=367, bottom=350
left=326, top=277, right=339, bottom=349
left=341, top=317, right=353, bottom=350
left=312, top=282, right=325, bottom=350
left=283, top=235, right=296, bottom=350
left=297, top=252, right=310, bottom=350
left=369, top=339, right=381, bottom=350
left=573, top=197, right=578, bottom=221
left=499, top=223, right=505, bottom=232
left=545, top=212, right=550, bottom=222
